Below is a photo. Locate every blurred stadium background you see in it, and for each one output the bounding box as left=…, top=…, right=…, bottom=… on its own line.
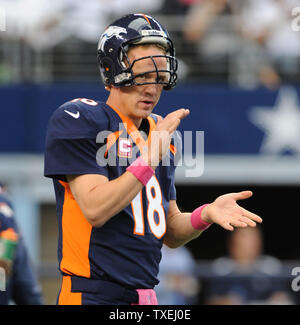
left=0, top=0, right=300, bottom=304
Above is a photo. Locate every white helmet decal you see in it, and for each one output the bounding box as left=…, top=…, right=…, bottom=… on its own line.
left=98, top=26, right=127, bottom=52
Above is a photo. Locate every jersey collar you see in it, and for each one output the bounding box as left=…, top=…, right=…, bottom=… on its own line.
left=106, top=104, right=156, bottom=155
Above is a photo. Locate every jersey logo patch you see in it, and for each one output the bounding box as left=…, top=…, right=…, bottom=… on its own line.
left=118, top=138, right=132, bottom=158
left=64, top=110, right=80, bottom=119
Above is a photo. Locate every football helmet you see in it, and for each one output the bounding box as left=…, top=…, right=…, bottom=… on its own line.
left=97, top=14, right=177, bottom=90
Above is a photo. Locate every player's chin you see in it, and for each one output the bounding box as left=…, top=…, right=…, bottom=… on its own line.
left=138, top=102, right=155, bottom=116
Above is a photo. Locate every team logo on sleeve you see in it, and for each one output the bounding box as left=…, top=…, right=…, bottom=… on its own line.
left=118, top=138, right=132, bottom=158
left=0, top=203, right=13, bottom=217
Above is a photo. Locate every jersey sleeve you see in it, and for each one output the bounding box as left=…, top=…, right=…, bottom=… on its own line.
left=44, top=100, right=110, bottom=181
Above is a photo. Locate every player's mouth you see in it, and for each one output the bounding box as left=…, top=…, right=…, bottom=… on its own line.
left=140, top=100, right=154, bottom=109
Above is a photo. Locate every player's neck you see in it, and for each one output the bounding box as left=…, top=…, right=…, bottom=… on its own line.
left=106, top=93, right=143, bottom=129
left=106, top=99, right=143, bottom=129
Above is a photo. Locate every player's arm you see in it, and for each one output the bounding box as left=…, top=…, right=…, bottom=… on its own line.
left=67, top=108, right=190, bottom=228
left=164, top=200, right=203, bottom=248
left=164, top=192, right=263, bottom=248
left=67, top=172, right=144, bottom=227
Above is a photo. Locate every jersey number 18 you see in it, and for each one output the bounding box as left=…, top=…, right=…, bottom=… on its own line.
left=131, top=176, right=166, bottom=239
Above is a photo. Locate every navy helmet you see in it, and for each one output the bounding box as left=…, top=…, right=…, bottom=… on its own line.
left=97, top=13, right=177, bottom=90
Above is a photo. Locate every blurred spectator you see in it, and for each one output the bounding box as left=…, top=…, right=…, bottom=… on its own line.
left=0, top=0, right=165, bottom=81
left=156, top=245, right=199, bottom=305
left=0, top=0, right=164, bottom=50
left=182, top=0, right=239, bottom=82
left=0, top=183, right=43, bottom=305
left=204, top=226, right=294, bottom=305
left=3, top=0, right=298, bottom=85
left=183, top=0, right=228, bottom=42
left=160, top=0, right=198, bottom=15
left=183, top=0, right=282, bottom=89
left=228, top=0, right=287, bottom=88
left=263, top=0, right=300, bottom=81
left=66, top=0, right=164, bottom=44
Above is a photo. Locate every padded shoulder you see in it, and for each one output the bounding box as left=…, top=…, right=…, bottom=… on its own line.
left=48, top=98, right=110, bottom=139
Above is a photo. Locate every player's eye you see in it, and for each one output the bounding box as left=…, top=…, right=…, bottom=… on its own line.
left=156, top=73, right=169, bottom=83
left=134, top=72, right=154, bottom=84
left=134, top=71, right=170, bottom=85
left=139, top=74, right=147, bottom=80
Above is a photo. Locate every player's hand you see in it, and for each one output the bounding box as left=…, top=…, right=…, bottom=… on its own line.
left=155, top=108, right=190, bottom=134
left=144, top=108, right=189, bottom=167
left=201, top=191, right=262, bottom=231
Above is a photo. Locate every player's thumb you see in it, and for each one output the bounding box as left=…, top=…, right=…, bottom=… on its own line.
left=233, top=191, right=253, bottom=201
left=155, top=115, right=163, bottom=125
left=175, top=108, right=190, bottom=120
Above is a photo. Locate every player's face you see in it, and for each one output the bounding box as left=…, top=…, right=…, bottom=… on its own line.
left=114, top=45, right=168, bottom=124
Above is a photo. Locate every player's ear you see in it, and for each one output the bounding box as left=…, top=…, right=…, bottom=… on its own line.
left=105, top=85, right=112, bottom=92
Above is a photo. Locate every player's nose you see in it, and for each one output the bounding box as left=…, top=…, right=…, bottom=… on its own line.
left=143, top=82, right=162, bottom=97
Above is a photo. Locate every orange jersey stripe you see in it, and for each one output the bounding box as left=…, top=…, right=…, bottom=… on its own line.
left=58, top=276, right=82, bottom=305
left=59, top=181, right=92, bottom=278
left=147, top=115, right=157, bottom=146
left=169, top=144, right=177, bottom=156
left=105, top=130, right=123, bottom=157
left=109, top=105, right=157, bottom=155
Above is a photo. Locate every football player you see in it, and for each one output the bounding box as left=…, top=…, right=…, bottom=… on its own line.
left=44, top=13, right=262, bottom=305
left=0, top=184, right=43, bottom=305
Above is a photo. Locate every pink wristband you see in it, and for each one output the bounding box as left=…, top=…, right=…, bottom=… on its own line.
left=126, top=156, right=154, bottom=186
left=191, top=204, right=212, bottom=231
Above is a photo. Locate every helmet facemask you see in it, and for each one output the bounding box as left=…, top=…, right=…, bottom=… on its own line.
left=117, top=44, right=178, bottom=90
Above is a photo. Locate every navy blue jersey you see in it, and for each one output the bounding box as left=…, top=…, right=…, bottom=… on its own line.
left=44, top=98, right=178, bottom=289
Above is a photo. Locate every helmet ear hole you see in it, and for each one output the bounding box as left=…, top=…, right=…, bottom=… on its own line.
left=100, top=57, right=115, bottom=85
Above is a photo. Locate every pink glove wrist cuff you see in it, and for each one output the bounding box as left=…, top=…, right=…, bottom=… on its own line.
left=191, top=204, right=212, bottom=231
left=126, top=156, right=154, bottom=186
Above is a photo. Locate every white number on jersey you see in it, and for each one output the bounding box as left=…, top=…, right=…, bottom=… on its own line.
left=131, top=176, right=166, bottom=239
